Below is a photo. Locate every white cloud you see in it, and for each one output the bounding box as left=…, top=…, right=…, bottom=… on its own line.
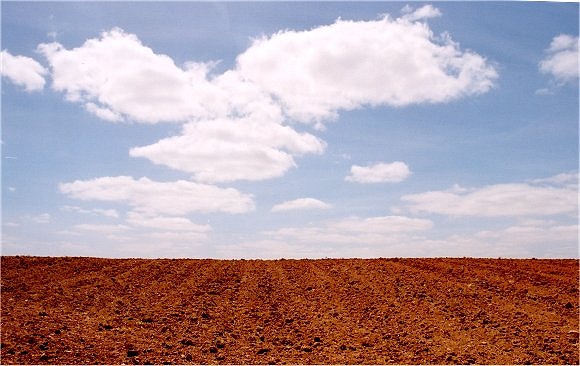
left=130, top=115, right=326, bottom=183
left=265, top=215, right=433, bottom=246
left=401, top=4, right=442, bottom=22
left=29, top=213, right=51, bottom=224
left=345, top=161, right=411, bottom=183
left=75, top=224, right=209, bottom=257
left=271, top=198, right=332, bottom=212
left=474, top=224, right=577, bottom=246
left=36, top=15, right=497, bottom=185
left=242, top=218, right=577, bottom=259
left=90, top=208, right=120, bottom=218
left=59, top=176, right=255, bottom=215
left=539, top=34, right=579, bottom=84
left=36, top=29, right=285, bottom=126
left=35, top=27, right=326, bottom=182
left=37, top=28, right=222, bottom=124
left=1, top=50, right=47, bottom=92
left=215, top=239, right=324, bottom=259
left=37, top=9, right=497, bottom=126
left=57, top=242, right=93, bottom=256
left=401, top=173, right=578, bottom=218
left=59, top=211, right=212, bottom=256
left=126, top=211, right=211, bottom=233
left=85, top=102, right=123, bottom=122
left=236, top=7, right=497, bottom=123
left=328, top=215, right=433, bottom=233
left=216, top=215, right=432, bottom=259
left=74, top=223, right=131, bottom=234
left=146, top=231, right=209, bottom=243
left=439, top=221, right=579, bottom=258
left=529, top=171, right=577, bottom=186
left=61, top=205, right=120, bottom=218
left=111, top=237, right=206, bottom=258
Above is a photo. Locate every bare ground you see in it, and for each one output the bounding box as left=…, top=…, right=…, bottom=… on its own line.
left=1, top=256, right=578, bottom=364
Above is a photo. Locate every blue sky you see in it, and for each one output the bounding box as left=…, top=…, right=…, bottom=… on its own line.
left=2, top=2, right=578, bottom=258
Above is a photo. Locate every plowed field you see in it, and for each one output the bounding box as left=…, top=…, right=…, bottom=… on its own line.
left=1, top=257, right=578, bottom=364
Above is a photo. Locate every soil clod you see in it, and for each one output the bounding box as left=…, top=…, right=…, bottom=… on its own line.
left=127, top=350, right=139, bottom=357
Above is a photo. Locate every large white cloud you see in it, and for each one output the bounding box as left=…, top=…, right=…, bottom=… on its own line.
left=130, top=115, right=326, bottom=183
left=36, top=28, right=283, bottom=125
left=400, top=172, right=578, bottom=218
left=539, top=34, right=579, bottom=84
left=37, top=8, right=498, bottom=184
left=235, top=5, right=498, bottom=123
left=345, top=161, right=411, bottom=183
left=36, top=29, right=326, bottom=182
left=36, top=6, right=498, bottom=128
left=59, top=176, right=255, bottom=215
left=37, top=28, right=224, bottom=124
left=1, top=50, right=47, bottom=92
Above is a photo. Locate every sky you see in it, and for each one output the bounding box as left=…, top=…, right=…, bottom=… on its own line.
left=1, top=1, right=578, bottom=259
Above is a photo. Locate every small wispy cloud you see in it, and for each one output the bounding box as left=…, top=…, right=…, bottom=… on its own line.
left=74, top=223, right=131, bottom=234
left=400, top=4, right=442, bottom=22
left=28, top=213, right=51, bottom=224
left=271, top=198, right=332, bottom=212
left=61, top=205, right=120, bottom=218
left=346, top=161, right=411, bottom=183
left=539, top=34, right=578, bottom=85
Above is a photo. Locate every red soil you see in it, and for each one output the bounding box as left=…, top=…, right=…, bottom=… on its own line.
left=1, top=257, right=578, bottom=364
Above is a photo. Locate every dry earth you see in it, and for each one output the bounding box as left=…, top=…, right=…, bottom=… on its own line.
left=1, top=256, right=578, bottom=364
